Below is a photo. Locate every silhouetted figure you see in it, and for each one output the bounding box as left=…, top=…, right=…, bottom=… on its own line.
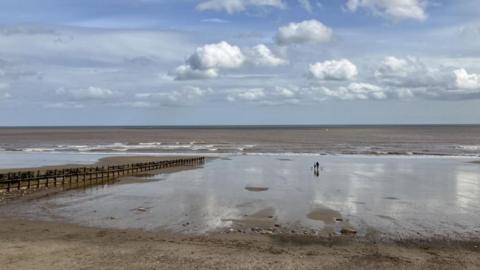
left=313, top=161, right=320, bottom=177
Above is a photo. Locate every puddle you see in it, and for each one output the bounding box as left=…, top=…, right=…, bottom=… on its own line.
left=307, top=207, right=342, bottom=224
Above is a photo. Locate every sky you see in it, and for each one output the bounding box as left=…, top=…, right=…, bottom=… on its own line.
left=0, top=0, right=480, bottom=126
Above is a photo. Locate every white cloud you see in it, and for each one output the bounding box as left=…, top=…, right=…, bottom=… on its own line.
left=174, top=65, right=219, bottom=80
left=346, top=0, right=428, bottom=22
left=374, top=56, right=446, bottom=88
left=135, top=86, right=211, bottom=106
left=188, top=41, right=245, bottom=70
left=376, top=56, right=411, bottom=76
left=298, top=0, right=313, bottom=13
left=454, top=69, right=480, bottom=90
left=310, top=83, right=386, bottom=100
left=175, top=41, right=245, bottom=80
left=45, top=102, right=85, bottom=109
left=196, top=0, right=286, bottom=14
left=200, top=18, right=229, bottom=23
left=308, top=59, right=358, bottom=81
left=227, top=88, right=266, bottom=102
left=175, top=42, right=286, bottom=80
left=343, top=82, right=387, bottom=100
left=275, top=20, right=332, bottom=46
left=246, top=44, right=288, bottom=67
left=56, top=86, right=116, bottom=100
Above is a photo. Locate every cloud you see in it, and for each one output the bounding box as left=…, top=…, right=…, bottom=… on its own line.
left=454, top=69, right=480, bottom=90
left=200, top=18, right=229, bottom=23
left=56, top=86, right=116, bottom=100
left=175, top=42, right=285, bottom=80
left=374, top=56, right=446, bottom=88
left=187, top=41, right=245, bottom=70
left=298, top=0, right=313, bottom=13
left=0, top=26, right=194, bottom=66
left=196, top=0, right=286, bottom=14
left=174, top=65, right=219, bottom=80
left=245, top=44, right=288, bottom=67
left=227, top=88, right=266, bottom=102
left=225, top=86, right=301, bottom=105
left=275, top=20, right=333, bottom=46
left=44, top=102, right=85, bottom=109
left=346, top=0, right=428, bottom=22
left=310, top=83, right=386, bottom=100
left=0, top=82, right=11, bottom=99
left=135, top=86, right=211, bottom=106
left=175, top=41, right=245, bottom=80
left=308, top=59, right=358, bottom=81
left=372, top=57, right=480, bottom=100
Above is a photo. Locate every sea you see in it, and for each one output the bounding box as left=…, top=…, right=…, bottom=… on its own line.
left=1, top=126, right=479, bottom=240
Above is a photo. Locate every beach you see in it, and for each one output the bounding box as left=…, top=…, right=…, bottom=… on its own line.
left=1, top=218, right=479, bottom=270
left=1, top=127, right=480, bottom=269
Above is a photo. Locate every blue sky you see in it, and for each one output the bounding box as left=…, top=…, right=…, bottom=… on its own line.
left=0, top=0, right=479, bottom=125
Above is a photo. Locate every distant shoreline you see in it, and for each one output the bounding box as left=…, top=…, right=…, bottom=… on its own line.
left=1, top=124, right=480, bottom=129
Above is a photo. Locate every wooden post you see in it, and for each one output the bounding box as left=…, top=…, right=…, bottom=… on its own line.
left=36, top=170, right=40, bottom=189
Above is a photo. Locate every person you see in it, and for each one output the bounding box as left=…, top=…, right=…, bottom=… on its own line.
left=313, top=161, right=320, bottom=177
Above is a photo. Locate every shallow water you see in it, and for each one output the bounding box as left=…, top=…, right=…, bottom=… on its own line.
left=2, top=155, right=480, bottom=240
left=0, top=152, right=111, bottom=169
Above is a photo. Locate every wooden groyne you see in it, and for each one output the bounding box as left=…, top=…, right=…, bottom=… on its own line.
left=0, top=157, right=205, bottom=193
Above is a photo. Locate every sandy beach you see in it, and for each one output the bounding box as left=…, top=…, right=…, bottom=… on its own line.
left=0, top=154, right=479, bottom=269
left=0, top=217, right=479, bottom=270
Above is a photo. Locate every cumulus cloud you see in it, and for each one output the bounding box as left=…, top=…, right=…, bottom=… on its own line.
left=308, top=59, right=358, bottom=81
left=175, top=41, right=245, bottom=80
left=374, top=56, right=445, bottom=88
left=245, top=44, right=288, bottom=67
left=174, top=65, right=219, bottom=80
left=188, top=41, right=245, bottom=70
left=56, top=86, right=116, bottom=100
left=196, top=0, right=286, bottom=14
left=175, top=42, right=286, bottom=80
left=454, top=69, right=480, bottom=90
left=372, top=57, right=480, bottom=100
left=346, top=0, right=428, bottom=22
left=275, top=20, right=332, bottom=46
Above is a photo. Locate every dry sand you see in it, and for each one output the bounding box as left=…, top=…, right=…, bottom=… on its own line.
left=0, top=218, right=479, bottom=270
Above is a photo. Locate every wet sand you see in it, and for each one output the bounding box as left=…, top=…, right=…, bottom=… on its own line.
left=1, top=155, right=480, bottom=269
left=0, top=218, right=479, bottom=270
left=0, top=155, right=203, bottom=203
left=0, top=155, right=194, bottom=174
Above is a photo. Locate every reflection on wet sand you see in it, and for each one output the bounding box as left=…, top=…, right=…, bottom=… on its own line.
left=1, top=155, right=480, bottom=240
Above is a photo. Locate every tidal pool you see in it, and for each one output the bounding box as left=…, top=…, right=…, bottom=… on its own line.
left=2, top=155, right=480, bottom=240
